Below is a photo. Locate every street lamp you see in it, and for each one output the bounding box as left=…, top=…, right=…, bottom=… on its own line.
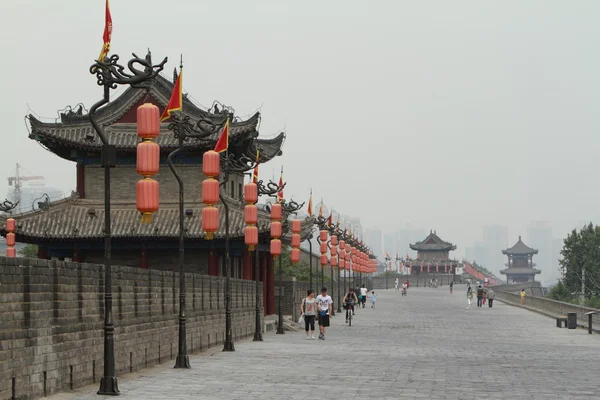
left=384, top=254, right=391, bottom=290
left=166, top=111, right=225, bottom=368
left=89, top=51, right=166, bottom=395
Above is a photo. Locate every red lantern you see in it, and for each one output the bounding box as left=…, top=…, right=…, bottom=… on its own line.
left=319, top=230, right=328, bottom=241
left=345, top=243, right=351, bottom=253
left=331, top=246, right=337, bottom=256
left=6, top=233, right=15, bottom=247
left=291, top=248, right=301, bottom=263
left=339, top=240, right=345, bottom=249
left=291, top=233, right=301, bottom=248
left=331, top=235, right=338, bottom=246
left=271, top=221, right=282, bottom=238
left=244, top=183, right=258, bottom=204
left=339, top=259, right=345, bottom=269
left=202, top=178, right=219, bottom=205
left=244, top=226, right=258, bottom=251
left=320, top=242, right=328, bottom=254
left=137, top=103, right=160, bottom=139
left=202, top=150, right=220, bottom=177
left=244, top=205, right=258, bottom=225
left=331, top=255, right=338, bottom=266
left=5, top=218, right=15, bottom=232
left=291, top=219, right=302, bottom=233
left=345, top=251, right=350, bottom=261
left=339, top=249, right=346, bottom=259
left=202, top=206, right=219, bottom=240
left=136, top=178, right=159, bottom=223
left=6, top=248, right=16, bottom=258
left=270, top=239, right=282, bottom=258
left=270, top=203, right=282, bottom=220
left=320, top=254, right=328, bottom=266
left=136, top=141, right=160, bottom=176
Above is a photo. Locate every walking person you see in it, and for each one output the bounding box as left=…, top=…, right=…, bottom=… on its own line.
left=370, top=291, right=377, bottom=308
left=394, top=277, right=399, bottom=291
left=476, top=285, right=484, bottom=307
left=487, top=289, right=495, bottom=308
left=466, top=286, right=473, bottom=308
left=450, top=281, right=454, bottom=294
left=520, top=289, right=526, bottom=305
left=360, top=284, right=368, bottom=308
left=316, top=287, right=333, bottom=340
left=300, top=290, right=317, bottom=339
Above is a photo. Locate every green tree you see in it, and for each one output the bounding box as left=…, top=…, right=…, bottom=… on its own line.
left=18, top=244, right=38, bottom=258
left=279, top=245, right=330, bottom=283
left=559, top=223, right=600, bottom=300
left=547, top=281, right=573, bottom=303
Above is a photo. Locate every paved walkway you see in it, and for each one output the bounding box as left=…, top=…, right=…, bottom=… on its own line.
left=49, top=285, right=600, bottom=399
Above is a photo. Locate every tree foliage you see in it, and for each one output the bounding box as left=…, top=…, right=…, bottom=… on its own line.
left=279, top=245, right=332, bottom=283
left=559, top=223, right=600, bottom=299
left=18, top=244, right=38, bottom=258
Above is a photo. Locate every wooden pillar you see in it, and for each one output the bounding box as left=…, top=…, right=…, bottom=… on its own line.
left=261, top=252, right=267, bottom=315
left=76, top=163, right=85, bottom=198
left=267, top=255, right=275, bottom=315
left=38, top=248, right=48, bottom=260
left=242, top=249, right=252, bottom=280
left=208, top=250, right=219, bottom=276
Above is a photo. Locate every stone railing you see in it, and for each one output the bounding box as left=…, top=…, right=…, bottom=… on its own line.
left=493, top=289, right=600, bottom=331
left=0, top=256, right=262, bottom=400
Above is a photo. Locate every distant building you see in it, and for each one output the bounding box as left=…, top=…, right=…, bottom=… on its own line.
left=408, top=230, right=458, bottom=275
left=500, top=237, right=541, bottom=283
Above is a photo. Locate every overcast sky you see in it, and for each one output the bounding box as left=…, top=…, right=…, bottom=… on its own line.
left=1, top=0, right=599, bottom=261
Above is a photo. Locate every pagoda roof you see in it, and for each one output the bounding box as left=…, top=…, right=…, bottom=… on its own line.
left=410, top=230, right=457, bottom=252
left=0, top=194, right=281, bottom=242
left=502, top=237, right=538, bottom=255
left=27, top=74, right=284, bottom=162
left=499, top=267, right=541, bottom=275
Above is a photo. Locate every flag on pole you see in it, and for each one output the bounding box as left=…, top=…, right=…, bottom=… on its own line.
left=160, top=68, right=183, bottom=121
left=385, top=252, right=390, bottom=259
left=307, top=190, right=313, bottom=216
left=276, top=167, right=284, bottom=203
left=318, top=201, right=323, bottom=218
left=252, top=150, right=259, bottom=183
left=214, top=118, right=230, bottom=153
left=326, top=213, right=333, bottom=227
left=98, top=0, right=113, bottom=61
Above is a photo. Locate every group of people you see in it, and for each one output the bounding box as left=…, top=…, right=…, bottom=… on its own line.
left=466, top=284, right=496, bottom=308
left=299, top=284, right=376, bottom=340
left=394, top=278, right=409, bottom=295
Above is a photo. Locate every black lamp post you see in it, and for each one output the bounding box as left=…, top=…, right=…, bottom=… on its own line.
left=219, top=152, right=261, bottom=351
left=253, top=179, right=285, bottom=341
left=274, top=199, right=304, bottom=335
left=167, top=111, right=225, bottom=368
left=89, top=52, right=166, bottom=395
left=0, top=199, right=18, bottom=214
left=384, top=255, right=391, bottom=290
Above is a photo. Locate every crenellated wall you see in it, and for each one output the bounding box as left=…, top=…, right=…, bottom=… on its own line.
left=0, top=256, right=262, bottom=400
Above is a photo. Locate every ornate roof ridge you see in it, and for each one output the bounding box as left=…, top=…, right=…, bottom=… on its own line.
left=502, top=236, right=538, bottom=255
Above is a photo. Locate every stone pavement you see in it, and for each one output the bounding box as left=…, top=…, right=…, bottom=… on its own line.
left=47, top=285, right=600, bottom=400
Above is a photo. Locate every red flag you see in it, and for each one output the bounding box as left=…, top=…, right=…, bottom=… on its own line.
left=252, top=150, right=259, bottom=183
left=160, top=69, right=183, bottom=122
left=318, top=202, right=323, bottom=218
left=98, top=0, right=113, bottom=61
left=326, top=214, right=332, bottom=227
left=307, top=190, right=313, bottom=216
left=277, top=168, right=284, bottom=203
left=214, top=118, right=229, bottom=153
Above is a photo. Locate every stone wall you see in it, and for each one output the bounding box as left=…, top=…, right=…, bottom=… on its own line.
left=491, top=281, right=545, bottom=296
left=493, top=290, right=600, bottom=331
left=0, top=256, right=262, bottom=400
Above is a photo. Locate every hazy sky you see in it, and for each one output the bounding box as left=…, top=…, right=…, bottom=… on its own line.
left=1, top=0, right=599, bottom=260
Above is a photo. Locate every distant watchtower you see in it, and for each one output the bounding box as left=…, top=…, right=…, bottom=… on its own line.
left=500, top=236, right=541, bottom=283
left=409, top=230, right=456, bottom=261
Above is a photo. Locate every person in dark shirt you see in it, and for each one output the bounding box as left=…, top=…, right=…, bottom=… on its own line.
left=476, top=286, right=484, bottom=307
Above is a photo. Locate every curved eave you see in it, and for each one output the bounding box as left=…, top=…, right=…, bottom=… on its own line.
left=409, top=245, right=457, bottom=252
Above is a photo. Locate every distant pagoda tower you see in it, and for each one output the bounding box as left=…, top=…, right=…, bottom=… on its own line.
left=500, top=236, right=541, bottom=283
left=409, top=230, right=457, bottom=275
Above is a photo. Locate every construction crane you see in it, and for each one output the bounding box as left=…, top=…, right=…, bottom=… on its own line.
left=7, top=163, right=44, bottom=206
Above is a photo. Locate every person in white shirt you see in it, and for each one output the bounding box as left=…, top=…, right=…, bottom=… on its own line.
left=394, top=277, right=399, bottom=291
left=359, top=285, right=368, bottom=308
left=315, top=287, right=333, bottom=340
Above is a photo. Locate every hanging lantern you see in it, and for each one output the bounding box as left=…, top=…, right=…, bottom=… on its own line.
left=244, top=182, right=258, bottom=204
left=320, top=242, right=328, bottom=254
left=202, top=206, right=219, bottom=240
left=291, top=248, right=301, bottom=263
left=136, top=178, right=159, bottom=224
left=320, top=254, right=328, bottom=266
left=244, top=205, right=258, bottom=225
left=244, top=226, right=259, bottom=251
left=330, top=245, right=337, bottom=256
left=331, top=255, right=338, bottom=267
left=270, top=238, right=282, bottom=258
left=136, top=103, right=161, bottom=224
left=339, top=259, right=345, bottom=269
left=5, top=218, right=16, bottom=258
left=320, top=230, right=328, bottom=242
left=271, top=221, right=282, bottom=238
left=202, top=150, right=221, bottom=240
left=331, top=235, right=338, bottom=246
left=291, top=234, right=301, bottom=248
left=270, top=203, right=282, bottom=220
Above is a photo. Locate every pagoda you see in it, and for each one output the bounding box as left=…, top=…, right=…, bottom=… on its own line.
left=409, top=230, right=457, bottom=275
left=500, top=236, right=541, bottom=283
left=0, top=69, right=313, bottom=315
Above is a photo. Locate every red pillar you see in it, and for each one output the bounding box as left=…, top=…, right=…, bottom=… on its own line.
left=266, top=255, right=275, bottom=315
left=208, top=250, right=219, bottom=276
left=242, top=249, right=252, bottom=280
left=140, top=246, right=148, bottom=269
left=261, top=252, right=267, bottom=315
